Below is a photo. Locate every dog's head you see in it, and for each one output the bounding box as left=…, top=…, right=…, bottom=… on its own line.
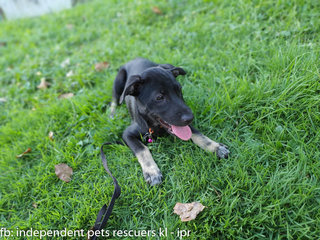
left=120, top=65, right=194, bottom=140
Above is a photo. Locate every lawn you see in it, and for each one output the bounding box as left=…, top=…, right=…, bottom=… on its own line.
left=1, top=0, right=320, bottom=239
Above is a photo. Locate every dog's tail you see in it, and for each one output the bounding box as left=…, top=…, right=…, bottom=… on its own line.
left=112, top=67, right=127, bottom=105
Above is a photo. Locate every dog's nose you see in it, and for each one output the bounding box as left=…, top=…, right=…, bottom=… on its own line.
left=181, top=113, right=194, bottom=125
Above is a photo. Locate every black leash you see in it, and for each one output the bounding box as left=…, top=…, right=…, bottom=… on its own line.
left=90, top=131, right=152, bottom=240
left=90, top=142, right=123, bottom=240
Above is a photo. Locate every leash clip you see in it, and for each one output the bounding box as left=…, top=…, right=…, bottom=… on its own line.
left=143, top=128, right=154, bottom=143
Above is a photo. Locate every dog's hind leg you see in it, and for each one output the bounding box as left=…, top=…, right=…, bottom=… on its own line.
left=110, top=67, right=127, bottom=118
left=190, top=126, right=229, bottom=159
left=122, top=123, right=162, bottom=186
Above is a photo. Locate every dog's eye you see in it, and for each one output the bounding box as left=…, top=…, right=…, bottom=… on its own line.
left=156, top=94, right=164, bottom=101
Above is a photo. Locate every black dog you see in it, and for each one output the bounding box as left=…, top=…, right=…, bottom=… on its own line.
left=110, top=58, right=229, bottom=185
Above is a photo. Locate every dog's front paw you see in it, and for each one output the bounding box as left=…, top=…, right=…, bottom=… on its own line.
left=143, top=168, right=163, bottom=186
left=216, top=143, right=229, bottom=159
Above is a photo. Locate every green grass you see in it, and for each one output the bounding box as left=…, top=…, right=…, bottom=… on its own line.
left=1, top=0, right=320, bottom=239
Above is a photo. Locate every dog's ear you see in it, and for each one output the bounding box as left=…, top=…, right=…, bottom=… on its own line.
left=119, top=75, right=144, bottom=104
left=170, top=67, right=186, bottom=77
left=159, top=64, right=186, bottom=77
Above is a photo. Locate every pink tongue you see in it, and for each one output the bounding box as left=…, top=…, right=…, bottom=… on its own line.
left=171, top=125, right=192, bottom=141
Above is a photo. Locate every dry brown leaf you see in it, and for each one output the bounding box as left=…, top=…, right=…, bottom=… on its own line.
left=37, top=78, right=50, bottom=90
left=55, top=163, right=73, bottom=183
left=58, top=93, right=74, bottom=99
left=0, top=41, right=7, bottom=47
left=173, top=202, right=206, bottom=222
left=32, top=202, right=38, bottom=208
left=95, top=62, right=110, bottom=72
left=49, top=131, right=54, bottom=141
left=66, top=24, right=74, bottom=30
left=16, top=148, right=32, bottom=158
left=152, top=6, right=163, bottom=15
